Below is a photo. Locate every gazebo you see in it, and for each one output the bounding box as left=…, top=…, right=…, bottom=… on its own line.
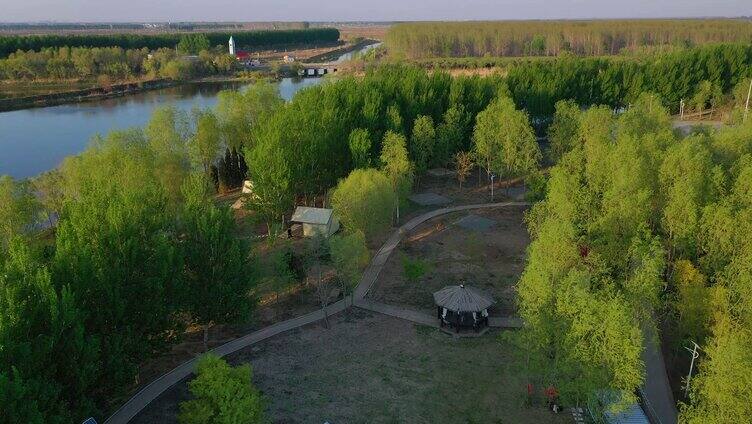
left=434, top=284, right=494, bottom=332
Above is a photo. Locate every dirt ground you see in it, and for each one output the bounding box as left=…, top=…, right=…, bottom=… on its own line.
left=336, top=24, right=390, bottom=41
left=369, top=205, right=529, bottom=316
left=132, top=310, right=570, bottom=424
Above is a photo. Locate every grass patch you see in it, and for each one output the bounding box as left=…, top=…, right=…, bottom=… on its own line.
left=402, top=255, right=431, bottom=283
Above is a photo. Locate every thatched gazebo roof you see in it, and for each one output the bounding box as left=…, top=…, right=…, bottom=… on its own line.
left=433, top=284, right=494, bottom=313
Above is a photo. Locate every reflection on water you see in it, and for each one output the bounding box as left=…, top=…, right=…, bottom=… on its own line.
left=0, top=78, right=322, bottom=179
left=334, top=42, right=382, bottom=63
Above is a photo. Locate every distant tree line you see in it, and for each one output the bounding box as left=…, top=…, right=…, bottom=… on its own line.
left=0, top=28, right=340, bottom=58
left=388, top=44, right=752, bottom=123
left=0, top=44, right=237, bottom=82
left=506, top=43, right=752, bottom=120
left=385, top=20, right=752, bottom=59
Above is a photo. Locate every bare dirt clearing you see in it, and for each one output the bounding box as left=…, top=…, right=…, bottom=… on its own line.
left=368, top=205, right=529, bottom=316
left=133, top=310, right=568, bottom=424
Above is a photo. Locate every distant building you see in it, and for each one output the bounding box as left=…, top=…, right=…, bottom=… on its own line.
left=290, top=206, right=340, bottom=238
left=229, top=36, right=253, bottom=64
left=283, top=55, right=296, bottom=63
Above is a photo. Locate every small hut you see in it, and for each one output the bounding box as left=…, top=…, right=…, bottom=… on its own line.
left=241, top=180, right=254, bottom=194
left=290, top=206, right=340, bottom=238
left=434, top=284, right=494, bottom=332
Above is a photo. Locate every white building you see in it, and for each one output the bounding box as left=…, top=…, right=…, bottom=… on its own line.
left=229, top=36, right=236, bottom=55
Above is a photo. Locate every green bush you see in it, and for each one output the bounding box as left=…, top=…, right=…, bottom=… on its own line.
left=402, top=255, right=430, bottom=283
left=179, top=354, right=265, bottom=424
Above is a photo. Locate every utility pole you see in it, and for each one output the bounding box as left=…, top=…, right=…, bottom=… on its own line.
left=745, top=77, right=752, bottom=123
left=684, top=341, right=700, bottom=397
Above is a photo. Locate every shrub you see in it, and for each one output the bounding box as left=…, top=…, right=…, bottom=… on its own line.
left=402, top=255, right=430, bottom=283
left=179, top=354, right=265, bottom=424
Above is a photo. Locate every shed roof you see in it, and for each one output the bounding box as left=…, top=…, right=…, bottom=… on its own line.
left=291, top=206, right=334, bottom=225
left=433, top=284, right=494, bottom=312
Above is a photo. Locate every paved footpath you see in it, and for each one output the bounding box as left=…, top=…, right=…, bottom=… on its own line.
left=105, top=201, right=528, bottom=424
left=640, top=321, right=679, bottom=424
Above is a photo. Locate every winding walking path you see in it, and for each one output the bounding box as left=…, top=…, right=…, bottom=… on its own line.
left=105, top=201, right=528, bottom=424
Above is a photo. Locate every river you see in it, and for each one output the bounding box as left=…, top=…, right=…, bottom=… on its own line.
left=0, top=77, right=325, bottom=179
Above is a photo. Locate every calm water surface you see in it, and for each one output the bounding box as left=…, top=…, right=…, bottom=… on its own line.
left=0, top=78, right=323, bottom=179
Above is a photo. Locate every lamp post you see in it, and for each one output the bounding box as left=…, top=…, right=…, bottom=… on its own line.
left=684, top=341, right=700, bottom=397
left=490, top=173, right=496, bottom=201
left=744, top=77, right=752, bottom=123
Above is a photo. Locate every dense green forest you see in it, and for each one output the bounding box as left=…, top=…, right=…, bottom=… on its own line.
left=519, top=97, right=752, bottom=422
left=505, top=43, right=752, bottom=119
left=385, top=19, right=752, bottom=58
left=0, top=28, right=340, bottom=58
left=1, top=41, right=752, bottom=422
left=384, top=43, right=752, bottom=121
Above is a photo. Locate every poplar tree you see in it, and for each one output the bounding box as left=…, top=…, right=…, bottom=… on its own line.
left=379, top=131, right=413, bottom=221
left=180, top=174, right=254, bottom=350
left=189, top=109, right=221, bottom=174
left=472, top=97, right=541, bottom=183
left=410, top=115, right=436, bottom=176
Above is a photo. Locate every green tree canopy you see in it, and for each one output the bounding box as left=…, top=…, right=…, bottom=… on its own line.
left=179, top=354, right=265, bottom=424
left=410, top=115, right=436, bottom=175
left=0, top=176, right=38, bottom=250
left=189, top=109, right=222, bottom=174
left=329, top=230, right=370, bottom=296
left=348, top=128, right=372, bottom=169
left=180, top=173, right=255, bottom=347
left=547, top=100, right=581, bottom=162
left=330, top=168, right=396, bottom=240
left=177, top=34, right=211, bottom=55
left=379, top=131, right=414, bottom=202
left=472, top=97, right=541, bottom=180
left=0, top=238, right=98, bottom=422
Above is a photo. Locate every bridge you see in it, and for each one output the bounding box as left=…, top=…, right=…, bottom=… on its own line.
left=298, top=62, right=339, bottom=77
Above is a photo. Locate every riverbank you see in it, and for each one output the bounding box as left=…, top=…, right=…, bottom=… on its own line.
left=0, top=78, right=180, bottom=112
left=306, top=38, right=380, bottom=63
left=0, top=77, right=324, bottom=179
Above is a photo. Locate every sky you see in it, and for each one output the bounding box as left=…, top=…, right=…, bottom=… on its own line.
left=1, top=0, right=749, bottom=22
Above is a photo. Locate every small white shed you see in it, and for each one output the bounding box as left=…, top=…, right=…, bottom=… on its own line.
left=291, top=206, right=340, bottom=238
left=241, top=180, right=254, bottom=194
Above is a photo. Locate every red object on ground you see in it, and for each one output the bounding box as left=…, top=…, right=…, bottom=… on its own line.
left=235, top=51, right=251, bottom=60
left=544, top=386, right=559, bottom=400
left=527, top=383, right=534, bottom=396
